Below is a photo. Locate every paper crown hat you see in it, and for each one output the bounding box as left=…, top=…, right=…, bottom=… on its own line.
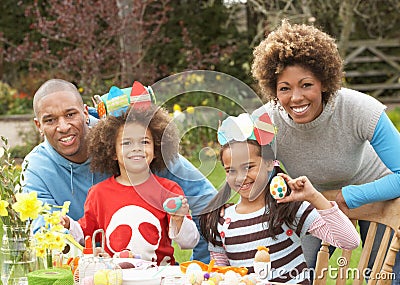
left=93, top=81, right=156, bottom=118
left=217, top=112, right=276, bottom=146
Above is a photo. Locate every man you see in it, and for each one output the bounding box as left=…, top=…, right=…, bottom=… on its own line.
left=23, top=79, right=216, bottom=263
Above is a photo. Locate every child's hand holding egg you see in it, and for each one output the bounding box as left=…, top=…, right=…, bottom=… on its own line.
left=163, top=195, right=189, bottom=216
left=163, top=197, right=182, bottom=213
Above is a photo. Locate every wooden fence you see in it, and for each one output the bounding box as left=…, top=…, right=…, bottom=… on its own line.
left=343, top=39, right=400, bottom=103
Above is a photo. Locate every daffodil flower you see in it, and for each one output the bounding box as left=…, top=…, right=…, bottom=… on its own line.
left=44, top=211, right=62, bottom=226
left=35, top=247, right=46, bottom=258
left=186, top=106, right=195, bottom=114
left=0, top=200, right=9, bottom=216
left=173, top=104, right=181, bottom=112
left=61, top=201, right=71, bottom=216
left=12, top=192, right=43, bottom=221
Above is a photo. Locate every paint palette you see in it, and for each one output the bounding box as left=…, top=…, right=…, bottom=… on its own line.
left=269, top=176, right=287, bottom=200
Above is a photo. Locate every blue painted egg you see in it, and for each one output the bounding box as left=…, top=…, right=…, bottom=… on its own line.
left=163, top=197, right=182, bottom=213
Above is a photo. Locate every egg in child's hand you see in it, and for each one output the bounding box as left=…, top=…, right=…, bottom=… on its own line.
left=163, top=197, right=182, bottom=213
left=270, top=176, right=287, bottom=200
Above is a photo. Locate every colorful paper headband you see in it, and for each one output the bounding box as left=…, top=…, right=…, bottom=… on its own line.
left=93, top=81, right=155, bottom=118
left=217, top=112, right=276, bottom=146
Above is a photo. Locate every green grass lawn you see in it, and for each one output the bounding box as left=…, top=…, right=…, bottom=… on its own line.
left=327, top=245, right=364, bottom=284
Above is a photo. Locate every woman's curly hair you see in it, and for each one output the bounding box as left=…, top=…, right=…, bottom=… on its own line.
left=87, top=105, right=179, bottom=176
left=252, top=19, right=344, bottom=104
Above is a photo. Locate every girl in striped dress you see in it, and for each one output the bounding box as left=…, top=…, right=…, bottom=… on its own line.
left=199, top=112, right=359, bottom=284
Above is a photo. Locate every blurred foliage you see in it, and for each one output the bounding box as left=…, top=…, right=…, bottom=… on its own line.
left=387, top=107, right=400, bottom=132
left=147, top=1, right=252, bottom=85
left=9, top=130, right=41, bottom=159
left=8, top=122, right=41, bottom=159
left=0, top=81, right=33, bottom=115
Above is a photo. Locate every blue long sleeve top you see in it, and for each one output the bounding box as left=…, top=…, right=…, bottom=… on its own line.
left=342, top=112, right=400, bottom=208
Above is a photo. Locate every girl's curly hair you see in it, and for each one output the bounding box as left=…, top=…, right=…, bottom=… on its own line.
left=251, top=19, right=344, bottom=104
left=87, top=105, right=179, bottom=176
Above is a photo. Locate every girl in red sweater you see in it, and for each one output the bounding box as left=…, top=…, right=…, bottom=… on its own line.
left=62, top=103, right=199, bottom=265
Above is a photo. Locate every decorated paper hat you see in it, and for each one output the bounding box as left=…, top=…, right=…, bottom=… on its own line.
left=217, top=112, right=276, bottom=146
left=93, top=81, right=156, bottom=118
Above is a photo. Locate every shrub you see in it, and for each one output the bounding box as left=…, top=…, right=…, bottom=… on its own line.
left=387, top=107, right=400, bottom=132
left=0, top=81, right=33, bottom=115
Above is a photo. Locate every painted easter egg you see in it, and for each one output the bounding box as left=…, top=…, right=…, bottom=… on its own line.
left=224, top=270, right=240, bottom=285
left=269, top=176, right=287, bottom=200
left=186, top=271, right=204, bottom=285
left=93, top=269, right=110, bottom=285
left=163, top=197, right=182, bottom=213
left=185, top=262, right=203, bottom=274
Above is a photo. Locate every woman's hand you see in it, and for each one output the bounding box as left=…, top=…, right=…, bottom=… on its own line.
left=335, top=191, right=350, bottom=216
left=277, top=173, right=332, bottom=210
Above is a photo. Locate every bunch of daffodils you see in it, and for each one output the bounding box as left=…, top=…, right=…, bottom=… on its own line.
left=0, top=136, right=70, bottom=266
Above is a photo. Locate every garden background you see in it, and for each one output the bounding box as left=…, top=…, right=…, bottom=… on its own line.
left=1, top=1, right=400, bottom=284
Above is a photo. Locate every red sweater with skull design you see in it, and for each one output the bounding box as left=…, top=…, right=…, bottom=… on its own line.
left=78, top=174, right=187, bottom=265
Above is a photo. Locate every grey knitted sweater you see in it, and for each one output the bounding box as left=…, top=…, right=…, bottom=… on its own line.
left=254, top=88, right=391, bottom=206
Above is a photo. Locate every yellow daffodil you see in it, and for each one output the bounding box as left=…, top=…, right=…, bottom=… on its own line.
left=42, top=204, right=51, bottom=211
left=51, top=224, right=65, bottom=233
left=52, top=233, right=65, bottom=251
left=12, top=192, right=43, bottom=221
left=44, top=211, right=62, bottom=226
left=173, top=104, right=181, bottom=112
left=44, top=231, right=64, bottom=251
left=60, top=201, right=70, bottom=216
left=186, top=106, right=195, bottom=114
left=35, top=247, right=46, bottom=258
left=34, top=232, right=45, bottom=243
left=0, top=200, right=9, bottom=216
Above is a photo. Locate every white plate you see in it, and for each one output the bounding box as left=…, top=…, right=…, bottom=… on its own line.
left=113, top=258, right=156, bottom=269
left=122, top=267, right=161, bottom=285
left=122, top=266, right=184, bottom=285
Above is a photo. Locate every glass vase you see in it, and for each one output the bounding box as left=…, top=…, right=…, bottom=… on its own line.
left=1, top=224, right=36, bottom=285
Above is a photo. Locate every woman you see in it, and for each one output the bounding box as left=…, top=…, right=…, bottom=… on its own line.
left=251, top=20, right=400, bottom=282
